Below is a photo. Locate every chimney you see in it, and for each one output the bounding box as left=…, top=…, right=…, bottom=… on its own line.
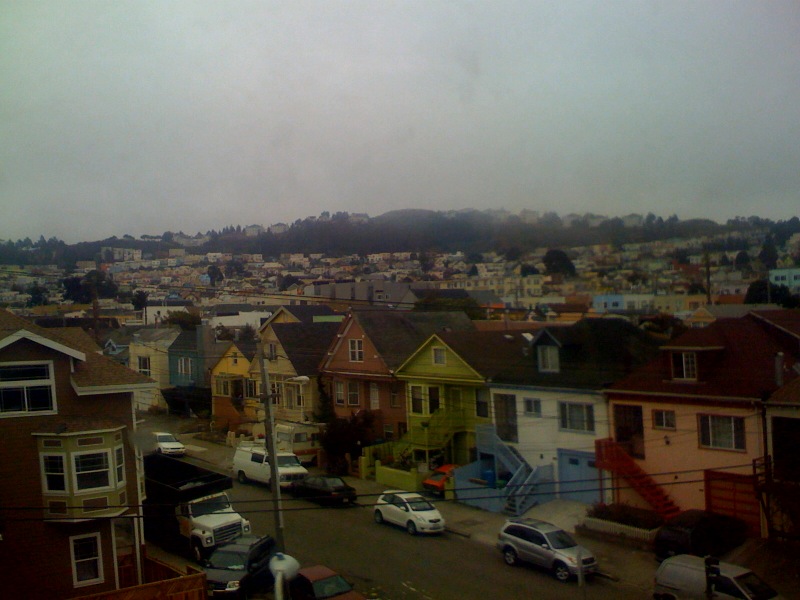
left=775, top=352, right=784, bottom=387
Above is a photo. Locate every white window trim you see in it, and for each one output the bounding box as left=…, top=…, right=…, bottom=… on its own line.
left=178, top=356, right=193, bottom=376
left=537, top=346, right=560, bottom=373
left=558, top=401, right=595, bottom=433
left=523, top=397, right=542, bottom=418
left=72, top=449, right=113, bottom=494
left=699, top=414, right=746, bottom=451
left=672, top=351, right=698, bottom=380
left=0, top=360, right=57, bottom=417
left=137, top=356, right=151, bottom=376
left=347, top=381, right=360, bottom=406
left=348, top=339, right=364, bottom=363
left=70, top=532, right=104, bottom=587
left=334, top=381, right=345, bottom=406
left=40, top=451, right=68, bottom=494
left=653, top=409, right=676, bottom=430
left=114, top=445, right=125, bottom=487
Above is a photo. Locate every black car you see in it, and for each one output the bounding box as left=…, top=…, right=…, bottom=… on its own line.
left=654, top=510, right=748, bottom=560
left=204, top=534, right=276, bottom=598
left=287, top=475, right=358, bottom=505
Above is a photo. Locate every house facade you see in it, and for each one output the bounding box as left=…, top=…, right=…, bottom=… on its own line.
left=0, top=309, right=156, bottom=598
left=600, top=311, right=800, bottom=537
left=127, top=326, right=181, bottom=412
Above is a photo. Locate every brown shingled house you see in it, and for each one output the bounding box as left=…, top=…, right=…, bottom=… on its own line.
left=0, top=308, right=157, bottom=598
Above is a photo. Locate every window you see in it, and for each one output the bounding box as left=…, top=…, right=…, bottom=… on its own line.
left=178, top=356, right=193, bottom=376
left=115, top=446, right=125, bottom=485
left=0, top=362, right=55, bottom=415
left=672, top=352, right=697, bottom=380
left=267, top=343, right=278, bottom=361
left=537, top=346, right=560, bottom=373
left=383, top=424, right=394, bottom=441
left=334, top=382, right=344, bottom=406
left=348, top=339, right=363, bottom=362
left=347, top=381, right=360, bottom=406
left=73, top=451, right=111, bottom=491
left=432, top=347, right=446, bottom=366
left=137, top=356, right=151, bottom=376
left=699, top=414, right=745, bottom=451
left=245, top=378, right=257, bottom=398
left=215, top=379, right=230, bottom=396
left=390, top=385, right=400, bottom=408
left=476, top=389, right=490, bottom=418
left=369, top=383, right=379, bottom=410
left=653, top=409, right=676, bottom=430
left=428, top=387, right=440, bottom=414
left=411, top=386, right=423, bottom=414
left=524, top=398, right=542, bottom=418
left=559, top=402, right=595, bottom=432
left=294, top=384, right=304, bottom=408
left=71, top=533, right=103, bottom=586
left=41, top=453, right=66, bottom=492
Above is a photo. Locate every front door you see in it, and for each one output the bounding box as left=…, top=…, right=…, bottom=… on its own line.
left=493, top=393, right=518, bottom=442
left=614, top=404, right=644, bottom=459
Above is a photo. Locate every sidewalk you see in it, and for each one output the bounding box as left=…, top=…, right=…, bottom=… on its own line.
left=175, top=430, right=659, bottom=596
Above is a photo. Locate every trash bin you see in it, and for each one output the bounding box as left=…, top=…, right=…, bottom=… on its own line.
left=482, top=469, right=496, bottom=488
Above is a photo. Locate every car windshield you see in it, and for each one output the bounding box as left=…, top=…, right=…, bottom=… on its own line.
left=406, top=496, right=435, bottom=511
left=157, top=434, right=178, bottom=443
left=311, top=574, right=353, bottom=599
left=735, top=572, right=779, bottom=600
left=192, top=495, right=231, bottom=517
left=277, top=455, right=302, bottom=467
left=324, top=477, right=346, bottom=487
left=545, top=529, right=578, bottom=549
left=207, top=549, right=246, bottom=571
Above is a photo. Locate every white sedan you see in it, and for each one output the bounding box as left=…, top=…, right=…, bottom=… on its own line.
left=152, top=431, right=186, bottom=456
left=373, top=489, right=446, bottom=535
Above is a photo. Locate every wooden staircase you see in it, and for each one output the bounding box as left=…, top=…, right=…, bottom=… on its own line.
left=595, top=438, right=681, bottom=520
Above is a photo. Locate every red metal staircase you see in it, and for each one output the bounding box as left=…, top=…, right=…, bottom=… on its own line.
left=595, top=438, right=681, bottom=520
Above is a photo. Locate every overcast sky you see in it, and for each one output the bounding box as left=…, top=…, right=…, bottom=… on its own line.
left=2, top=1, right=799, bottom=243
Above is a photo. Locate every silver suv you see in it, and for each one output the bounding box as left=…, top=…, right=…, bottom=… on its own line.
left=496, top=518, right=597, bottom=583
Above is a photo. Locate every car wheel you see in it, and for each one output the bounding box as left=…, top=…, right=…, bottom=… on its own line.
left=237, top=470, right=248, bottom=484
left=374, top=510, right=384, bottom=524
left=191, top=540, right=204, bottom=563
left=502, top=547, right=519, bottom=566
left=406, top=521, right=417, bottom=535
left=553, top=561, right=571, bottom=583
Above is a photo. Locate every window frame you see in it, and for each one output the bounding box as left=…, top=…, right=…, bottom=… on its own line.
left=432, top=347, right=446, bottom=366
left=334, top=381, right=345, bottom=406
left=0, top=360, right=56, bottom=416
left=558, top=401, right=595, bottom=433
left=524, top=397, right=542, bottom=418
left=410, top=385, right=423, bottom=415
left=70, top=532, right=104, bottom=587
left=114, top=445, right=125, bottom=486
left=72, top=449, right=113, bottom=493
left=653, top=409, right=676, bottom=430
left=177, top=356, right=193, bottom=376
left=137, top=356, right=151, bottom=376
left=476, top=388, right=490, bottom=418
left=41, top=452, right=68, bottom=494
left=537, top=345, right=560, bottom=373
left=698, top=414, right=746, bottom=451
left=672, top=351, right=698, bottom=381
left=347, top=381, right=360, bottom=406
left=348, top=339, right=364, bottom=363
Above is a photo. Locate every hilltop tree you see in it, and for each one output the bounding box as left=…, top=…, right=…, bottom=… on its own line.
left=163, top=311, right=201, bottom=330
left=131, top=290, right=149, bottom=311
left=543, top=249, right=576, bottom=277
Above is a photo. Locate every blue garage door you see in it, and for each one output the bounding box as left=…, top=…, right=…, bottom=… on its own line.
left=558, top=449, right=600, bottom=504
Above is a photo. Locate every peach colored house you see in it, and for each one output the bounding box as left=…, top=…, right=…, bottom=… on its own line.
left=599, top=310, right=800, bottom=537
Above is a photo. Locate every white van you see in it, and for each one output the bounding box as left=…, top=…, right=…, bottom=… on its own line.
left=275, top=421, right=323, bottom=466
left=653, top=554, right=783, bottom=600
left=233, top=441, right=308, bottom=489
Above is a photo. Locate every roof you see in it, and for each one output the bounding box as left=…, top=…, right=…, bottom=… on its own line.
left=297, top=565, right=338, bottom=582
left=750, top=308, right=800, bottom=340
left=0, top=308, right=155, bottom=393
left=609, top=316, right=799, bottom=401
left=438, top=318, right=661, bottom=389
left=270, top=322, right=341, bottom=376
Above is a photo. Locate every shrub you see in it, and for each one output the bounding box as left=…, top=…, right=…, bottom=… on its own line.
left=588, top=502, right=664, bottom=530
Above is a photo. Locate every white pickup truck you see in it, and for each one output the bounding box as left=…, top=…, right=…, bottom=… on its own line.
left=233, top=441, right=308, bottom=488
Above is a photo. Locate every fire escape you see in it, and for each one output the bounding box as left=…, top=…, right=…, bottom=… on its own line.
left=595, top=438, right=681, bottom=520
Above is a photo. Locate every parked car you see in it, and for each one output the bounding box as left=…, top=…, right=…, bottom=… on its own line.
left=287, top=475, right=357, bottom=505
left=152, top=431, right=185, bottom=456
left=422, top=464, right=457, bottom=496
left=496, top=518, right=597, bottom=583
left=373, top=490, right=445, bottom=535
left=203, top=534, right=276, bottom=598
left=654, top=510, right=748, bottom=561
left=653, top=554, right=783, bottom=600
left=233, top=441, right=308, bottom=488
left=288, top=565, right=366, bottom=600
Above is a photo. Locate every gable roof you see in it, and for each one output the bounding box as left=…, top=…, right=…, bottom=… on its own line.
left=0, top=308, right=155, bottom=394
left=609, top=316, right=799, bottom=401
left=271, top=322, right=341, bottom=376
left=351, top=310, right=476, bottom=370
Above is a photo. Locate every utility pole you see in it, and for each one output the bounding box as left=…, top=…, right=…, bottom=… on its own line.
left=259, top=349, right=285, bottom=552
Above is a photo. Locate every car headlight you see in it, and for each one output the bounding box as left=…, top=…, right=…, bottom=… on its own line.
left=205, top=536, right=213, bottom=545
left=226, top=581, right=241, bottom=590
left=242, top=521, right=251, bottom=533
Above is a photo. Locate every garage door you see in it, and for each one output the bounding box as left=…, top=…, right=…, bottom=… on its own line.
left=705, top=470, right=761, bottom=537
left=558, top=449, right=601, bottom=504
